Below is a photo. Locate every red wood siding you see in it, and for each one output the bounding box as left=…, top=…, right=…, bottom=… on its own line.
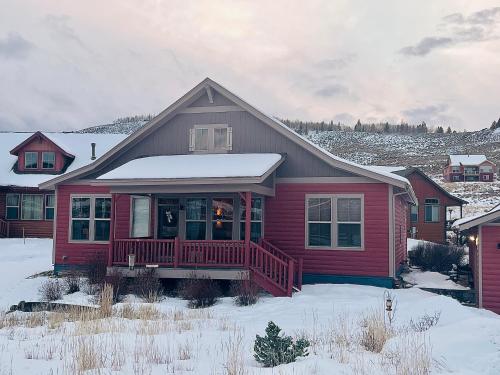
left=395, top=195, right=408, bottom=269
left=16, top=136, right=65, bottom=173
left=55, top=185, right=110, bottom=265
left=265, top=183, right=390, bottom=277
left=0, top=187, right=54, bottom=238
left=480, top=225, right=500, bottom=313
left=407, top=172, right=459, bottom=244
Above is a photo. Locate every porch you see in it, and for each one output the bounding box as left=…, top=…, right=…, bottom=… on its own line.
left=108, top=238, right=302, bottom=296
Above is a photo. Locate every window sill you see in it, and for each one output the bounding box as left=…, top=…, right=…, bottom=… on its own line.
left=68, top=240, right=110, bottom=245
left=306, top=246, right=365, bottom=251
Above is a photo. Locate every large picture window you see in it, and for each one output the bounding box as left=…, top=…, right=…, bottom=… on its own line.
left=424, top=198, right=439, bottom=222
left=186, top=198, right=207, bottom=240
left=21, top=195, right=43, bottom=220
left=6, top=193, right=20, bottom=220
left=240, top=197, right=263, bottom=242
left=306, top=195, right=364, bottom=249
left=42, top=152, right=55, bottom=169
left=131, top=196, right=150, bottom=238
left=71, top=196, right=111, bottom=242
left=24, top=152, right=38, bottom=169
left=212, top=198, right=233, bottom=240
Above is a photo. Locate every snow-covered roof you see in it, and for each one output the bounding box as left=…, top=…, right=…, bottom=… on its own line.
left=453, top=203, right=500, bottom=230
left=0, top=132, right=127, bottom=187
left=367, top=165, right=406, bottom=174
left=449, top=154, right=488, bottom=166
left=97, top=153, right=283, bottom=181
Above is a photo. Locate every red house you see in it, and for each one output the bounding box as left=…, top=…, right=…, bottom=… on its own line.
left=40, top=78, right=416, bottom=296
left=0, top=132, right=126, bottom=238
left=453, top=204, right=500, bottom=313
left=443, top=155, right=497, bottom=182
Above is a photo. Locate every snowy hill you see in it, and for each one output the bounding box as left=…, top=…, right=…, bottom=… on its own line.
left=75, top=115, right=152, bottom=134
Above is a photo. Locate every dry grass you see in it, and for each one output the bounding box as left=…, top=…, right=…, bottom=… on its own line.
left=381, top=333, right=432, bottom=375
left=222, top=329, right=247, bottom=375
left=359, top=309, right=394, bottom=353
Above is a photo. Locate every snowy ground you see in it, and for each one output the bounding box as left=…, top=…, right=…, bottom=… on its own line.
left=1, top=239, right=500, bottom=374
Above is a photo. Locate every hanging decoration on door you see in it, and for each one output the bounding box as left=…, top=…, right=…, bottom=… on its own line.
left=165, top=209, right=177, bottom=226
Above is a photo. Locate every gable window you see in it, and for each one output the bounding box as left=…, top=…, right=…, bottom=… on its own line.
left=451, top=166, right=461, bottom=173
left=130, top=196, right=150, bottom=238
left=306, top=195, right=364, bottom=249
left=189, top=125, right=232, bottom=153
left=45, top=195, right=55, bottom=220
left=410, top=205, right=418, bottom=222
left=21, top=195, right=43, bottom=220
left=6, top=194, right=20, bottom=220
left=240, top=197, right=263, bottom=242
left=424, top=198, right=440, bottom=222
left=185, top=198, right=207, bottom=240
left=24, top=152, right=38, bottom=169
left=71, top=196, right=111, bottom=242
left=42, top=152, right=55, bottom=169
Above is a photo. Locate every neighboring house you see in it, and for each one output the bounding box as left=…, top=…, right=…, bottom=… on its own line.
left=39, top=78, right=417, bottom=296
left=0, top=132, right=127, bottom=238
left=443, top=155, right=497, bottom=182
left=453, top=204, right=500, bottom=314
left=389, top=167, right=466, bottom=244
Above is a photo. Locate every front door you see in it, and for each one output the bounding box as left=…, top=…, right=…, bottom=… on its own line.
left=157, top=198, right=179, bottom=239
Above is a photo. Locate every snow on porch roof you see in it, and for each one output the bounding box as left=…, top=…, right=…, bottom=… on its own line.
left=97, top=153, right=284, bottom=181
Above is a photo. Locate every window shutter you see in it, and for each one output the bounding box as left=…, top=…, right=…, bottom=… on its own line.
left=227, top=127, right=233, bottom=151
left=189, top=128, right=195, bottom=151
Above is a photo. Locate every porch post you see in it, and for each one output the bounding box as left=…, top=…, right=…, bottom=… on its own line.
left=107, top=193, right=116, bottom=267
left=244, top=191, right=252, bottom=267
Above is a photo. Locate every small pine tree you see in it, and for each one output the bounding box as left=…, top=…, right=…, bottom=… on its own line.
left=436, top=126, right=444, bottom=133
left=254, top=321, right=310, bottom=367
left=446, top=126, right=452, bottom=134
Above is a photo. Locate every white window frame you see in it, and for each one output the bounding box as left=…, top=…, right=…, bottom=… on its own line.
left=45, top=194, right=55, bottom=220
left=42, top=152, right=56, bottom=169
left=189, top=124, right=232, bottom=153
left=5, top=193, right=20, bottom=220
left=451, top=166, right=461, bottom=173
left=185, top=197, right=208, bottom=240
left=482, top=174, right=490, bottom=181
left=69, top=194, right=111, bottom=243
left=24, top=151, right=38, bottom=169
left=305, top=194, right=364, bottom=251
left=129, top=196, right=151, bottom=238
left=424, top=198, right=440, bottom=223
left=21, top=194, right=44, bottom=221
left=410, top=205, right=418, bottom=223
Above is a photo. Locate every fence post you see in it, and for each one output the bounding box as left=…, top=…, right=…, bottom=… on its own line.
left=297, top=258, right=303, bottom=290
left=174, top=237, right=180, bottom=268
left=287, top=259, right=294, bottom=297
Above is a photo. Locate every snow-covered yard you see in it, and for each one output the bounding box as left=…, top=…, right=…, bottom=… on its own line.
left=1, top=239, right=500, bottom=374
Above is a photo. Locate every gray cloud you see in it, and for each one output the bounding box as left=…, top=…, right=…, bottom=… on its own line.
left=400, top=7, right=500, bottom=56
left=402, top=104, right=451, bottom=124
left=0, top=32, right=34, bottom=59
left=317, top=54, right=357, bottom=70
left=400, top=37, right=454, bottom=56
left=44, top=14, right=85, bottom=48
left=332, top=112, right=355, bottom=125
left=315, top=83, right=350, bottom=98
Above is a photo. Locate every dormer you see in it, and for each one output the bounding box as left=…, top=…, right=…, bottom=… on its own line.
left=9, top=131, right=75, bottom=174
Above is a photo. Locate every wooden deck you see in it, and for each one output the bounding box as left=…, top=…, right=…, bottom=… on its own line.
left=110, top=238, right=302, bottom=297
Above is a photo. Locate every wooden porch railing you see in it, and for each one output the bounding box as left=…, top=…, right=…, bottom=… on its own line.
left=0, top=219, right=9, bottom=238
left=111, top=238, right=301, bottom=297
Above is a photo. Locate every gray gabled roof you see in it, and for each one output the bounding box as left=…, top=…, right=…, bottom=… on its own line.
left=38, top=78, right=416, bottom=203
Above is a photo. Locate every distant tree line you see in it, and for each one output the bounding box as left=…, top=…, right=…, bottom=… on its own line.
left=491, top=117, right=500, bottom=130
left=113, top=114, right=155, bottom=124
left=280, top=118, right=455, bottom=135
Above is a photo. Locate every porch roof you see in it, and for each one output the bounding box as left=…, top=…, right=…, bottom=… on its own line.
left=95, top=153, right=284, bottom=187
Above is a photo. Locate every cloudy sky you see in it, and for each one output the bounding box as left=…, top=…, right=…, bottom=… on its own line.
left=1, top=1, right=499, bottom=132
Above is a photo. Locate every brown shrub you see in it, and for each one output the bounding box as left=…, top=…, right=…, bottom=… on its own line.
left=177, top=276, right=222, bottom=308
left=230, top=277, right=260, bottom=306
left=39, top=279, right=63, bottom=301
left=131, top=268, right=164, bottom=302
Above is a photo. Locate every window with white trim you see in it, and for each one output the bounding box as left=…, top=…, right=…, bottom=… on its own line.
left=131, top=196, right=151, bottom=238
left=185, top=198, right=207, bottom=240
left=5, top=193, right=20, bottom=220
left=424, top=198, right=439, bottom=222
left=42, top=152, right=55, bottom=169
left=306, top=195, right=364, bottom=249
left=21, top=194, right=43, bottom=220
left=45, top=195, right=55, bottom=220
left=189, top=125, right=232, bottom=152
left=24, top=152, right=38, bottom=169
left=410, top=205, right=418, bottom=222
left=451, top=166, right=461, bottom=173
left=71, top=196, right=111, bottom=241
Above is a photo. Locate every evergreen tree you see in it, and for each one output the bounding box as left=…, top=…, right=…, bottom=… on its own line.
left=254, top=321, right=310, bottom=367
left=446, top=126, right=452, bottom=134
left=354, top=119, right=362, bottom=132
left=436, top=126, right=444, bottom=133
